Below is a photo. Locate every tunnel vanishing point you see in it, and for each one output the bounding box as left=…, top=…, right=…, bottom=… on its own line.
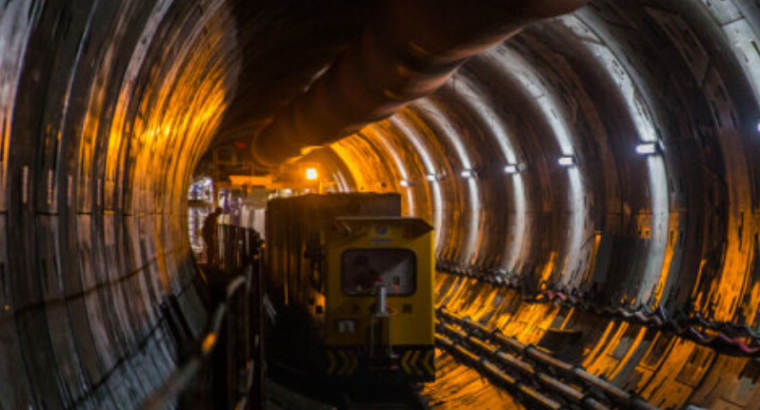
left=2, top=0, right=760, bottom=409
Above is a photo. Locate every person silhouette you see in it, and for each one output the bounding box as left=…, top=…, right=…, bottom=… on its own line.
left=202, top=207, right=223, bottom=265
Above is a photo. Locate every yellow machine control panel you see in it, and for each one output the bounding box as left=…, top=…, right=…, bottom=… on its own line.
left=324, top=217, right=434, bottom=348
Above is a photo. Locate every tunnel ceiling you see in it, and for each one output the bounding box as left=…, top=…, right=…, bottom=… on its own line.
left=211, top=0, right=371, bottom=147
left=4, top=0, right=760, bottom=409
left=326, top=0, right=760, bottom=320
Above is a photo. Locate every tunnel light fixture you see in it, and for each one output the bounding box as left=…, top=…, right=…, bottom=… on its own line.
left=426, top=174, right=440, bottom=182
left=504, top=164, right=520, bottom=174
left=558, top=156, right=576, bottom=167
left=460, top=169, right=477, bottom=179
left=399, top=179, right=412, bottom=188
left=635, top=142, right=659, bottom=155
left=305, top=167, right=319, bottom=181
left=756, top=120, right=760, bottom=133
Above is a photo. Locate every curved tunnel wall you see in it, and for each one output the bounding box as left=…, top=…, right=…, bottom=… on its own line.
left=4, top=0, right=760, bottom=409
left=329, top=0, right=760, bottom=323
left=0, top=0, right=238, bottom=408
left=328, top=2, right=760, bottom=408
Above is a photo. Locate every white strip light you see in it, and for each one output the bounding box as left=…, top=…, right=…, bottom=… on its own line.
left=426, top=174, right=438, bottom=182
left=399, top=180, right=411, bottom=188
left=558, top=156, right=576, bottom=167
left=460, top=169, right=477, bottom=179
left=504, top=164, right=520, bottom=174
left=635, top=142, right=658, bottom=155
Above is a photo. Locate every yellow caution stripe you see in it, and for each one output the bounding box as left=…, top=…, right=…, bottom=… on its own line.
left=326, top=350, right=337, bottom=375
left=326, top=346, right=434, bottom=379
left=401, top=347, right=435, bottom=377
left=326, top=349, right=359, bottom=377
left=422, top=349, right=435, bottom=375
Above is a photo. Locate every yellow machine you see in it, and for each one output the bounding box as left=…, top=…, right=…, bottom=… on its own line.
left=265, top=194, right=435, bottom=383
left=324, top=217, right=435, bottom=382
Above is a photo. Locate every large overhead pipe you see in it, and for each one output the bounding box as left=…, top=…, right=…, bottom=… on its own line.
left=251, top=0, right=591, bottom=168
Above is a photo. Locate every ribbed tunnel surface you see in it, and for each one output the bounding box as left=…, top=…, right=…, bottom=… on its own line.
left=3, top=0, right=760, bottom=409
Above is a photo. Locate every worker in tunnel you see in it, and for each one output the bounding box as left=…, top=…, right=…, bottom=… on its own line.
left=202, top=207, right=224, bottom=266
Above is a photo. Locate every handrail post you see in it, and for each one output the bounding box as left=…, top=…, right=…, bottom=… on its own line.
left=253, top=252, right=265, bottom=410
left=140, top=226, right=265, bottom=410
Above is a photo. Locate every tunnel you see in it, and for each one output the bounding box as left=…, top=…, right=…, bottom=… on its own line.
left=2, top=0, right=760, bottom=409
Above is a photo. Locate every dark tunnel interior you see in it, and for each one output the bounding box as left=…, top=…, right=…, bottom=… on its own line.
left=3, top=0, right=760, bottom=409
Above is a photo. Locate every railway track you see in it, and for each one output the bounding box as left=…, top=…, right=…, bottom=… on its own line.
left=435, top=308, right=661, bottom=410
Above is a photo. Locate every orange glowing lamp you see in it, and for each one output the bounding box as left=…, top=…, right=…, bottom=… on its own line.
left=305, top=167, right=319, bottom=181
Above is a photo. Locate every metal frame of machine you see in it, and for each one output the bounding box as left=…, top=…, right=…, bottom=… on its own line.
left=324, top=216, right=435, bottom=382
left=265, top=193, right=435, bottom=384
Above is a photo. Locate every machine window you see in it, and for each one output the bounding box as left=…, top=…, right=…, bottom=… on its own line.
left=342, top=249, right=416, bottom=296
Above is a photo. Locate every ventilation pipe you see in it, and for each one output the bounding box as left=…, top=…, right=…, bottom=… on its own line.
left=251, top=0, right=591, bottom=168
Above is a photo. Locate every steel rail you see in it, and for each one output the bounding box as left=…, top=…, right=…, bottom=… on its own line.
left=436, top=265, right=760, bottom=356
left=437, top=308, right=661, bottom=410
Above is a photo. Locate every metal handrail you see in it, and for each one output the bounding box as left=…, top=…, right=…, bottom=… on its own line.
left=140, top=263, right=254, bottom=410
